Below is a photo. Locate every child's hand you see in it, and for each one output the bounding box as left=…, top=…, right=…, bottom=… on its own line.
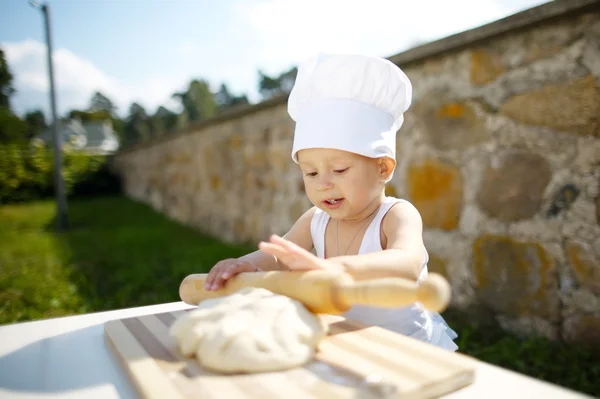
left=259, top=235, right=344, bottom=272
left=204, top=258, right=260, bottom=291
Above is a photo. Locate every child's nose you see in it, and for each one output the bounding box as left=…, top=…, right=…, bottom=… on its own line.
left=316, top=176, right=333, bottom=191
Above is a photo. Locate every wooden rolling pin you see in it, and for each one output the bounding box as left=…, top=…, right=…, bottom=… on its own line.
left=179, top=269, right=451, bottom=314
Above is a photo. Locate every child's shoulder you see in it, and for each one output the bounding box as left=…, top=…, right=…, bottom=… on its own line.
left=383, top=195, right=418, bottom=210
left=380, top=196, right=425, bottom=254
left=381, top=196, right=424, bottom=230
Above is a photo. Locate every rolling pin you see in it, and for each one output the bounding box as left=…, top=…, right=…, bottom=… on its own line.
left=179, top=269, right=451, bottom=314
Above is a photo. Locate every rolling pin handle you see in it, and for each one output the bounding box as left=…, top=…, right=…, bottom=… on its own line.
left=416, top=273, right=452, bottom=312
left=335, top=273, right=451, bottom=313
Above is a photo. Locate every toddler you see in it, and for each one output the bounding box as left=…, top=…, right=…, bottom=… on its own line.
left=204, top=52, right=458, bottom=351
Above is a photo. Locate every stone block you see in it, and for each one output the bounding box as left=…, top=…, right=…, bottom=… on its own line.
left=564, top=288, right=600, bottom=316
left=477, top=149, right=551, bottom=221
left=521, top=19, right=581, bottom=65
left=559, top=198, right=600, bottom=242
left=480, top=39, right=588, bottom=109
left=473, top=235, right=559, bottom=321
left=563, top=314, right=600, bottom=346
left=566, top=239, right=600, bottom=294
left=269, top=146, right=291, bottom=170
left=471, top=49, right=505, bottom=85
left=499, top=75, right=600, bottom=137
left=412, top=94, right=490, bottom=151
left=407, top=158, right=463, bottom=231
left=210, top=176, right=221, bottom=190
left=244, top=151, right=269, bottom=169
left=229, top=134, right=242, bottom=148
left=574, top=137, right=600, bottom=175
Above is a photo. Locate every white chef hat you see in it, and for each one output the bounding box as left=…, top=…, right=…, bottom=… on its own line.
left=288, top=52, right=412, bottom=169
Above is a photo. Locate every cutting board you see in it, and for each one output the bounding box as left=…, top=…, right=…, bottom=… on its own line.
left=104, top=309, right=476, bottom=399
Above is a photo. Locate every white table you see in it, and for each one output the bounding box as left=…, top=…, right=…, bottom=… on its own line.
left=0, top=302, right=593, bottom=399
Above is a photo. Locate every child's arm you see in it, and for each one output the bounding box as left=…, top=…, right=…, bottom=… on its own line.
left=204, top=206, right=317, bottom=290
left=259, top=201, right=426, bottom=282
left=238, top=206, right=316, bottom=271
left=331, top=201, right=426, bottom=281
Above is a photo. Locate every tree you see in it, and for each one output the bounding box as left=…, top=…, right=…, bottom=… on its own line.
left=0, top=48, right=15, bottom=109
left=123, top=102, right=151, bottom=145
left=68, top=109, right=111, bottom=122
left=0, top=107, right=28, bottom=143
left=0, top=47, right=28, bottom=143
left=171, top=79, right=217, bottom=124
left=258, top=66, right=297, bottom=100
left=258, top=70, right=281, bottom=100
left=24, top=109, right=47, bottom=140
left=88, top=91, right=117, bottom=116
left=278, top=66, right=297, bottom=93
left=151, top=106, right=178, bottom=136
left=214, top=83, right=249, bottom=111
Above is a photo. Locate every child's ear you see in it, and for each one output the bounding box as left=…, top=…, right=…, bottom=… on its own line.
left=377, top=157, right=396, bottom=182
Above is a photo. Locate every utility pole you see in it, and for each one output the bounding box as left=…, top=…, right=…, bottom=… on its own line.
left=30, top=0, right=68, bottom=230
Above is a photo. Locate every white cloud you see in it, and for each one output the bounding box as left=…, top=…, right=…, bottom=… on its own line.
left=2, top=39, right=183, bottom=118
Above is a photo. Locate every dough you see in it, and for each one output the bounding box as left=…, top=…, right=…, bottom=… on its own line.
left=169, top=287, right=328, bottom=373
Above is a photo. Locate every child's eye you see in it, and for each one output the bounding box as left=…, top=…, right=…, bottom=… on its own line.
left=305, top=172, right=317, bottom=177
left=334, top=168, right=349, bottom=174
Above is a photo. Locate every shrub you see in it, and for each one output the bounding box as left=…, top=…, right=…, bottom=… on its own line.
left=0, top=142, right=121, bottom=204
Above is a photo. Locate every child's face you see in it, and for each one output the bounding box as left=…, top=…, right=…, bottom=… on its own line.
left=297, top=148, right=394, bottom=220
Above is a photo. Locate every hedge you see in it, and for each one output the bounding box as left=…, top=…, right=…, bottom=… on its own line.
left=0, top=142, right=122, bottom=204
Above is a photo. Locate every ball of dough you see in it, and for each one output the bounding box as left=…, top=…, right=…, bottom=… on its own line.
left=169, top=287, right=328, bottom=373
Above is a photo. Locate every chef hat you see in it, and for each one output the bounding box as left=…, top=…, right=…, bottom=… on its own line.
left=288, top=52, right=412, bottom=169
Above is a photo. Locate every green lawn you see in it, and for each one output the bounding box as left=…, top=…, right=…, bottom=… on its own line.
left=0, top=195, right=255, bottom=323
left=1, top=196, right=598, bottom=397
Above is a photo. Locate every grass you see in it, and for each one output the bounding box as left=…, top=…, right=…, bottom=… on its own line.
left=0, top=195, right=255, bottom=322
left=1, top=196, right=598, bottom=397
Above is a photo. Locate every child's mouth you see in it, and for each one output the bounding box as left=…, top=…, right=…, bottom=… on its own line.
left=323, top=198, right=344, bottom=208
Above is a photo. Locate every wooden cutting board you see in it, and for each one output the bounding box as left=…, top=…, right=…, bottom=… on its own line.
left=104, top=309, right=476, bottom=399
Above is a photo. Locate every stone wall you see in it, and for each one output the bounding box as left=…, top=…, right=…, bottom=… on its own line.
left=113, top=1, right=600, bottom=345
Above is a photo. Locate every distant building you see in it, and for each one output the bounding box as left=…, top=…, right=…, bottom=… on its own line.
left=33, top=118, right=120, bottom=155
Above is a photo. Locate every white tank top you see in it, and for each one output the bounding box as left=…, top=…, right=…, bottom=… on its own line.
left=310, top=196, right=434, bottom=341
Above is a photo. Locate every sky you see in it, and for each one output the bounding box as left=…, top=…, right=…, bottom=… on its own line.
left=0, top=0, right=551, bottom=119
